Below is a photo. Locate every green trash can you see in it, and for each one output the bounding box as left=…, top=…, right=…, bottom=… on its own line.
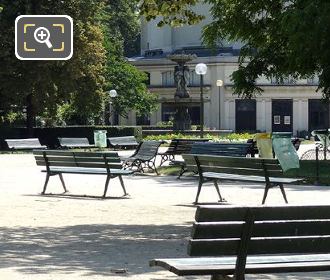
left=272, top=132, right=299, bottom=172
left=94, top=130, right=107, bottom=148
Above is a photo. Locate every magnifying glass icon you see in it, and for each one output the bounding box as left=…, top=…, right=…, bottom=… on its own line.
left=34, top=27, right=53, bottom=49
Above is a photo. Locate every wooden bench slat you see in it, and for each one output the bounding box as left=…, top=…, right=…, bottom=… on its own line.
left=195, top=205, right=330, bottom=222
left=150, top=255, right=330, bottom=276
left=189, top=236, right=330, bottom=256
left=192, top=220, right=330, bottom=239
left=46, top=167, right=132, bottom=175
left=202, top=172, right=299, bottom=183
left=35, top=156, right=120, bottom=163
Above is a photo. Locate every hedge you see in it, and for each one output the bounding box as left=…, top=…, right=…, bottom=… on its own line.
left=0, top=126, right=142, bottom=150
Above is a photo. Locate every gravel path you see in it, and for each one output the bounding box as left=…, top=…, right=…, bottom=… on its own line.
left=0, top=151, right=329, bottom=280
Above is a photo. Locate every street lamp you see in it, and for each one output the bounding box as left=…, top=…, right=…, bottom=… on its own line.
left=195, top=63, right=208, bottom=138
left=108, top=89, right=117, bottom=125
left=216, top=79, right=224, bottom=130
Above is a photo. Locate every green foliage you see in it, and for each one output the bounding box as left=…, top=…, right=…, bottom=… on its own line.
left=103, top=1, right=158, bottom=118
left=0, top=0, right=106, bottom=126
left=105, top=0, right=140, bottom=57
left=140, top=0, right=330, bottom=99
left=139, top=0, right=204, bottom=26
left=143, top=132, right=254, bottom=141
left=156, top=121, right=173, bottom=127
left=105, top=59, right=158, bottom=118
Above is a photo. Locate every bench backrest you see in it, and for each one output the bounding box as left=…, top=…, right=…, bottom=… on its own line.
left=190, top=205, right=330, bottom=257
left=58, top=137, right=92, bottom=147
left=190, top=142, right=252, bottom=157
left=34, top=150, right=122, bottom=170
left=183, top=154, right=283, bottom=178
left=166, top=139, right=210, bottom=155
left=132, top=141, right=162, bottom=159
left=108, top=136, right=138, bottom=145
left=5, top=138, right=45, bottom=149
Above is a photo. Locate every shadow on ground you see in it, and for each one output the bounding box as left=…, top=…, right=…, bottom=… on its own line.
left=0, top=223, right=191, bottom=277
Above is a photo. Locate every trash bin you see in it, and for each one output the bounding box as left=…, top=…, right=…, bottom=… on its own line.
left=94, top=130, right=107, bottom=148
left=272, top=132, right=299, bottom=172
left=254, top=133, right=273, bottom=158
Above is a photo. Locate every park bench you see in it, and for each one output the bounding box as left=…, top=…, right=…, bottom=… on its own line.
left=175, top=142, right=254, bottom=179
left=5, top=138, right=47, bottom=150
left=122, top=140, right=162, bottom=175
left=182, top=154, right=303, bottom=204
left=150, top=204, right=330, bottom=280
left=158, top=138, right=210, bottom=166
left=58, top=137, right=95, bottom=149
left=108, top=136, right=139, bottom=150
left=33, top=150, right=133, bottom=198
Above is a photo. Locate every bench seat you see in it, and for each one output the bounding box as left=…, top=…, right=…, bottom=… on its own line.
left=182, top=154, right=303, bottom=204
left=150, top=205, right=330, bottom=279
left=175, top=142, right=253, bottom=179
left=108, top=136, right=139, bottom=149
left=151, top=254, right=330, bottom=276
left=58, top=137, right=95, bottom=149
left=5, top=138, right=47, bottom=150
left=34, top=150, right=132, bottom=197
left=203, top=172, right=301, bottom=184
left=43, top=167, right=132, bottom=175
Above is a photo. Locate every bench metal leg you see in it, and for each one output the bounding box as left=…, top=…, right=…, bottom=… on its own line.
left=58, top=174, right=68, bottom=193
left=194, top=178, right=204, bottom=204
left=213, top=180, right=224, bottom=202
left=177, top=165, right=187, bottom=179
left=279, top=183, right=288, bottom=203
left=118, top=175, right=128, bottom=196
left=103, top=175, right=111, bottom=198
left=262, top=184, right=270, bottom=204
left=41, top=174, right=50, bottom=194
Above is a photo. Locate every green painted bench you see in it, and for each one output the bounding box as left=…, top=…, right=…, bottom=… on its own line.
left=58, top=137, right=95, bottom=149
left=150, top=205, right=330, bottom=280
left=107, top=136, right=139, bottom=150
left=182, top=154, right=303, bottom=204
left=175, top=142, right=253, bottom=179
left=5, top=138, right=47, bottom=150
left=33, top=150, right=133, bottom=197
left=158, top=138, right=210, bottom=166
left=122, top=140, right=163, bottom=174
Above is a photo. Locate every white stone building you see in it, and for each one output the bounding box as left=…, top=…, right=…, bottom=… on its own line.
left=128, top=3, right=328, bottom=136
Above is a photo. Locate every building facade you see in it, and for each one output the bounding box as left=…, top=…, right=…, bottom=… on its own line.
left=128, top=4, right=329, bottom=136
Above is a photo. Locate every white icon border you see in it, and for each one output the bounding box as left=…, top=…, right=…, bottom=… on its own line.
left=15, top=15, right=73, bottom=61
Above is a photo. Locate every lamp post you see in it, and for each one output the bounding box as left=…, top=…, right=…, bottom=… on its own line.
left=216, top=79, right=224, bottom=130
left=195, top=63, right=208, bottom=138
left=108, top=89, right=117, bottom=125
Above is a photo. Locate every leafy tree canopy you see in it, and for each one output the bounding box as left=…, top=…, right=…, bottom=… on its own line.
left=0, top=0, right=157, bottom=127
left=0, top=0, right=106, bottom=126
left=140, top=0, right=330, bottom=98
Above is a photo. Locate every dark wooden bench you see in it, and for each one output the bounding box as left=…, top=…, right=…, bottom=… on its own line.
left=182, top=154, right=303, bottom=204
left=158, top=138, right=210, bottom=166
left=107, top=136, right=139, bottom=150
left=58, top=137, right=95, bottom=149
left=122, top=140, right=163, bottom=175
left=33, top=150, right=133, bottom=197
left=175, top=142, right=253, bottom=179
left=150, top=205, right=330, bottom=280
left=5, top=138, right=47, bottom=150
